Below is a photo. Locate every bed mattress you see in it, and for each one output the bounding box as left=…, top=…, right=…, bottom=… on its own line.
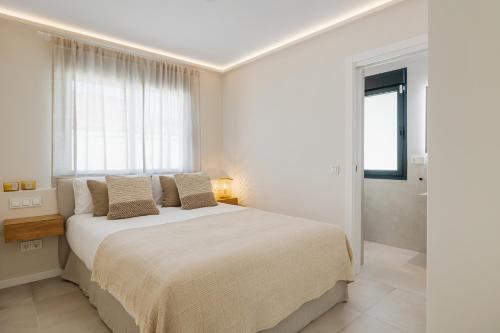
left=66, top=203, right=245, bottom=270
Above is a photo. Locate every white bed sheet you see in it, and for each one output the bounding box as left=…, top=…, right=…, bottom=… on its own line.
left=66, top=203, right=246, bottom=270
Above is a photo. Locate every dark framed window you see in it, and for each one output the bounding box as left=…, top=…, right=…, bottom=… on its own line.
left=364, top=68, right=407, bottom=180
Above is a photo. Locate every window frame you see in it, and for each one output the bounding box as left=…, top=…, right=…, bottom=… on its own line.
left=364, top=68, right=407, bottom=180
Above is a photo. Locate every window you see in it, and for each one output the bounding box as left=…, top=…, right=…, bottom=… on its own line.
left=364, top=68, right=407, bottom=180
left=52, top=38, right=200, bottom=176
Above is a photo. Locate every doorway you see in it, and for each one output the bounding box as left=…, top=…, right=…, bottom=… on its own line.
left=358, top=52, right=428, bottom=302
left=362, top=53, right=427, bottom=254
left=344, top=35, right=428, bottom=274
left=343, top=35, right=428, bottom=332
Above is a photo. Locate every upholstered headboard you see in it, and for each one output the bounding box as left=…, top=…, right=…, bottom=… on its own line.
left=56, top=177, right=76, bottom=220
left=55, top=177, right=75, bottom=268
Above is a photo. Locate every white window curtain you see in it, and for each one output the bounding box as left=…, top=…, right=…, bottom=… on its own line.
left=52, top=38, right=200, bottom=176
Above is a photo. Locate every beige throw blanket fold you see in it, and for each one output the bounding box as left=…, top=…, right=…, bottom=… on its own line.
left=91, top=209, right=354, bottom=333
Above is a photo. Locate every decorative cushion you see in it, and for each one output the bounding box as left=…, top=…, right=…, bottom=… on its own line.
left=159, top=175, right=181, bottom=207
left=87, top=180, right=109, bottom=217
left=174, top=173, right=217, bottom=210
left=105, top=176, right=159, bottom=220
left=72, top=178, right=99, bottom=215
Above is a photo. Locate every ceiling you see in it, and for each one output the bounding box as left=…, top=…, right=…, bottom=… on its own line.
left=0, top=0, right=397, bottom=71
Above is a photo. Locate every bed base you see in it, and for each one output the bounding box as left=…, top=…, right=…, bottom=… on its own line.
left=62, top=251, right=348, bottom=333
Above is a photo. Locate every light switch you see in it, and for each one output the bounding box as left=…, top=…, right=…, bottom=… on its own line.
left=331, top=165, right=341, bottom=176
left=21, top=198, right=32, bottom=207
left=410, top=155, right=427, bottom=165
left=32, top=197, right=42, bottom=206
left=9, top=198, right=21, bottom=208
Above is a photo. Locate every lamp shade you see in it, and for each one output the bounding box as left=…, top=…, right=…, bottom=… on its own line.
left=214, top=177, right=233, bottom=199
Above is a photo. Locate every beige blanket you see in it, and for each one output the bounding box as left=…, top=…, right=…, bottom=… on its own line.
left=91, top=209, right=354, bottom=333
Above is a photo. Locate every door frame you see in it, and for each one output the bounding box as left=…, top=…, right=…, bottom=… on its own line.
left=344, top=34, right=428, bottom=274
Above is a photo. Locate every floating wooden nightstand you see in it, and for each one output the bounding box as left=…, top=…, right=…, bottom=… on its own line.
left=217, top=197, right=239, bottom=205
left=3, top=214, right=64, bottom=243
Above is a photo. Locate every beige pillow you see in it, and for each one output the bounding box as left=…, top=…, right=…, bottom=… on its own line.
left=174, top=173, right=217, bottom=210
left=159, top=176, right=181, bottom=207
left=87, top=180, right=109, bottom=217
left=105, top=176, right=159, bottom=220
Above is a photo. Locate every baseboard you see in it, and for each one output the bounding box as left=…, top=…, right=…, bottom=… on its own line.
left=0, top=268, right=62, bottom=289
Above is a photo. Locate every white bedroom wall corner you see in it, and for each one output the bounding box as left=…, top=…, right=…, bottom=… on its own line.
left=199, top=70, right=225, bottom=177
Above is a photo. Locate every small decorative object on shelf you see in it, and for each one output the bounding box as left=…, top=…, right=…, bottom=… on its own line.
left=3, top=182, right=20, bottom=192
left=21, top=180, right=37, bottom=190
left=217, top=197, right=238, bottom=206
left=214, top=177, right=233, bottom=199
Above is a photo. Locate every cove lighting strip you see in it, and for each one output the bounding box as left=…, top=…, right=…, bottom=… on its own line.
left=0, top=0, right=401, bottom=72
left=0, top=7, right=220, bottom=71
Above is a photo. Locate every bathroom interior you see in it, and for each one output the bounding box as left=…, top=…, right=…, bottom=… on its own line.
left=362, top=52, right=428, bottom=269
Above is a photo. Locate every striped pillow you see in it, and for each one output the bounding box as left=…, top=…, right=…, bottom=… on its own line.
left=174, top=173, right=217, bottom=210
left=105, top=176, right=159, bottom=220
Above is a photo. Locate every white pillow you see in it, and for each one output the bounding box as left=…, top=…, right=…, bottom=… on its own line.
left=151, top=175, right=162, bottom=205
left=73, top=177, right=103, bottom=215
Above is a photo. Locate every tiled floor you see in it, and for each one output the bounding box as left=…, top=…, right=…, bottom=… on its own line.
left=0, top=241, right=426, bottom=333
left=301, top=241, right=426, bottom=333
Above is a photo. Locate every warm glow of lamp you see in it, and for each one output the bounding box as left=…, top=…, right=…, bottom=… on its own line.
left=214, top=177, right=233, bottom=199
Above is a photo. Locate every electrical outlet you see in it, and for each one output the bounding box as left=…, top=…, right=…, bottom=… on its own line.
left=30, top=239, right=43, bottom=250
left=20, top=240, right=43, bottom=252
left=20, top=241, right=31, bottom=252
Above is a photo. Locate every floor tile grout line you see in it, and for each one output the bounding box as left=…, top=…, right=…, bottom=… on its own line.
left=338, top=311, right=410, bottom=333
left=338, top=304, right=364, bottom=333
left=363, top=312, right=411, bottom=333
left=350, top=280, right=397, bottom=314
left=356, top=278, right=422, bottom=296
left=356, top=273, right=426, bottom=296
left=28, top=282, right=42, bottom=333
left=363, top=289, right=417, bottom=333
left=346, top=279, right=395, bottom=314
left=355, top=241, right=426, bottom=333
left=364, top=311, right=411, bottom=333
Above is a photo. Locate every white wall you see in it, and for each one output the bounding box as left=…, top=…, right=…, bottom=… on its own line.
left=0, top=17, right=224, bottom=286
left=222, top=0, right=428, bottom=228
left=0, top=18, right=53, bottom=188
left=363, top=53, right=428, bottom=252
left=427, top=0, right=500, bottom=331
left=199, top=70, right=224, bottom=176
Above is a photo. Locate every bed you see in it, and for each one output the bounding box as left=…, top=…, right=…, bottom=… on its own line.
left=56, top=178, right=353, bottom=333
